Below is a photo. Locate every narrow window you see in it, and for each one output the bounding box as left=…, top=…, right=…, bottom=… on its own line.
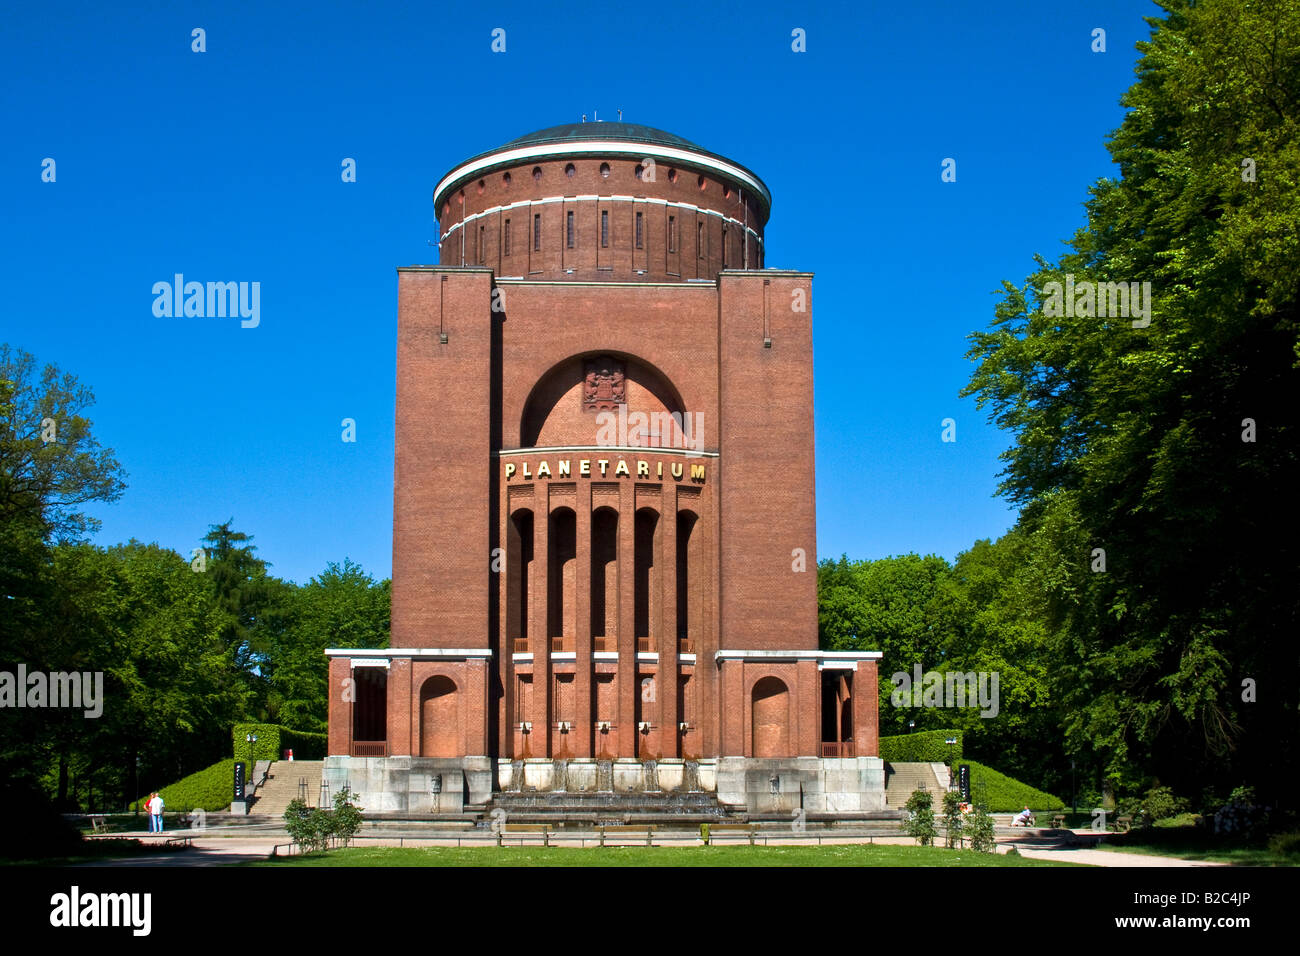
left=601, top=210, right=609, bottom=248
left=567, top=210, right=574, bottom=249
left=479, top=225, right=485, bottom=263
left=668, top=215, right=676, bottom=253
left=635, top=211, right=643, bottom=249
left=698, top=221, right=705, bottom=257
left=534, top=213, right=541, bottom=252
left=722, top=225, right=728, bottom=268
left=504, top=218, right=511, bottom=256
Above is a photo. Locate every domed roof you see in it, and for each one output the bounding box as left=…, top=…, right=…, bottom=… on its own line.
left=505, top=122, right=702, bottom=152
left=433, top=120, right=771, bottom=218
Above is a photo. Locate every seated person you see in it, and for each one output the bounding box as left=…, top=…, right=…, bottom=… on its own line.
left=1013, top=806, right=1034, bottom=827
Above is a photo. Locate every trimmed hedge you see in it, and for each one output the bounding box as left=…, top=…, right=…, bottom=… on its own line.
left=232, top=722, right=327, bottom=762
left=958, top=759, right=1065, bottom=812
left=133, top=759, right=244, bottom=813
left=879, top=729, right=963, bottom=763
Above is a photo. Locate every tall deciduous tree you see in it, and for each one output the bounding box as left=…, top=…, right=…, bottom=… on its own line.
left=962, top=0, right=1300, bottom=799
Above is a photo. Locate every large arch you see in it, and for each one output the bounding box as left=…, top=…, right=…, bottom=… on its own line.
left=419, top=676, right=459, bottom=758
left=751, top=677, right=791, bottom=758
left=519, top=351, right=688, bottom=449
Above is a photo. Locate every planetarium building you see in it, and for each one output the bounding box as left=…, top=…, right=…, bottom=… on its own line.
left=324, top=122, right=885, bottom=815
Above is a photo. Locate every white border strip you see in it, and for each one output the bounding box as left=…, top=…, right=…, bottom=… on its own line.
left=714, top=650, right=883, bottom=662
left=440, top=195, right=764, bottom=247
left=498, top=445, right=719, bottom=458
left=326, top=648, right=493, bottom=659
left=435, top=140, right=771, bottom=211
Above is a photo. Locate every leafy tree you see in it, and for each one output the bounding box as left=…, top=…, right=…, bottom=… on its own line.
left=0, top=345, right=126, bottom=542
left=966, top=797, right=997, bottom=853
left=942, top=789, right=964, bottom=849
left=903, top=788, right=937, bottom=846
left=960, top=0, right=1300, bottom=802
left=266, top=559, right=390, bottom=733
left=818, top=553, right=952, bottom=736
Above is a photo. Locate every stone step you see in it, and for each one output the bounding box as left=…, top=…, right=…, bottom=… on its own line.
left=248, top=761, right=326, bottom=817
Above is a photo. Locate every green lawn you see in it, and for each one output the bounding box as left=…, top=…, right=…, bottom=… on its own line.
left=244, top=843, right=1077, bottom=867
left=1102, top=831, right=1298, bottom=866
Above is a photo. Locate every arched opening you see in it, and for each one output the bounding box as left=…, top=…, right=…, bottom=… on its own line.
left=519, top=353, right=687, bottom=449
left=507, top=509, right=533, bottom=653
left=751, top=677, right=790, bottom=758
left=676, top=510, right=698, bottom=653
left=821, top=670, right=854, bottom=757
left=351, top=666, right=388, bottom=755
left=419, top=676, right=458, bottom=758
left=548, top=508, right=576, bottom=646
left=634, top=508, right=659, bottom=648
left=591, top=507, right=618, bottom=649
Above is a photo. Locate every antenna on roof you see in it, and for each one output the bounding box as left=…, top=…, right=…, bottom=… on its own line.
left=594, top=110, right=598, bottom=121
left=618, top=108, right=623, bottom=121
left=582, top=114, right=586, bottom=122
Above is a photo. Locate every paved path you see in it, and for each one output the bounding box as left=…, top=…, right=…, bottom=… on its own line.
left=1000, top=844, right=1228, bottom=867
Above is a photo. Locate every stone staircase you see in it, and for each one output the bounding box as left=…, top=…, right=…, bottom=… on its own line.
left=484, top=789, right=740, bottom=825
left=248, top=761, right=325, bottom=816
left=883, top=762, right=947, bottom=809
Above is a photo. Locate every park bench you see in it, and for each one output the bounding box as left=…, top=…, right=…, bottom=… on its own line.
left=708, top=823, right=758, bottom=844
left=89, top=815, right=107, bottom=834
left=500, top=823, right=552, bottom=846
left=1051, top=814, right=1067, bottom=829
left=598, top=825, right=655, bottom=847
left=165, top=836, right=193, bottom=848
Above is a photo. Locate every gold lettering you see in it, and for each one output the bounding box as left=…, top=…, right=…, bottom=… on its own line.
left=691, top=464, right=706, bottom=481
left=597, top=459, right=609, bottom=476
left=537, top=461, right=551, bottom=478
left=614, top=460, right=630, bottom=477
left=580, top=460, right=590, bottom=476
left=558, top=460, right=571, bottom=477
left=522, top=463, right=532, bottom=480
left=657, top=461, right=663, bottom=478
left=505, top=463, right=516, bottom=480
left=671, top=462, right=683, bottom=479
left=637, top=460, right=649, bottom=477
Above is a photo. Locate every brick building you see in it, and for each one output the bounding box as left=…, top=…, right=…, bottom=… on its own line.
left=324, top=122, right=885, bottom=813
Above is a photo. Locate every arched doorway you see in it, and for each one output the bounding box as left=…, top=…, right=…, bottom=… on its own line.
left=751, top=677, right=790, bottom=757
left=420, top=676, right=458, bottom=757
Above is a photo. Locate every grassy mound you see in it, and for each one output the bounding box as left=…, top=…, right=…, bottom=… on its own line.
left=959, top=760, right=1065, bottom=812
left=133, top=759, right=245, bottom=813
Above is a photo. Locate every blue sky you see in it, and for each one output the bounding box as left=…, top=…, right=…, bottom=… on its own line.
left=0, top=0, right=1161, bottom=584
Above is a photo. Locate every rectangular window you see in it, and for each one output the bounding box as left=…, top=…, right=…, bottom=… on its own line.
left=534, top=213, right=541, bottom=251
left=698, top=221, right=705, bottom=258
left=668, top=215, right=676, bottom=253
left=479, top=225, right=485, bottom=264
left=635, top=211, right=643, bottom=249
left=504, top=219, right=511, bottom=256
left=567, top=210, right=574, bottom=249
left=601, top=210, right=609, bottom=248
left=722, top=225, right=728, bottom=268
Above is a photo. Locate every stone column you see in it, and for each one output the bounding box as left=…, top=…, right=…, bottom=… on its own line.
left=659, top=491, right=679, bottom=757
left=534, top=488, right=551, bottom=758
left=574, top=482, right=593, bottom=758
left=618, top=482, right=637, bottom=757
